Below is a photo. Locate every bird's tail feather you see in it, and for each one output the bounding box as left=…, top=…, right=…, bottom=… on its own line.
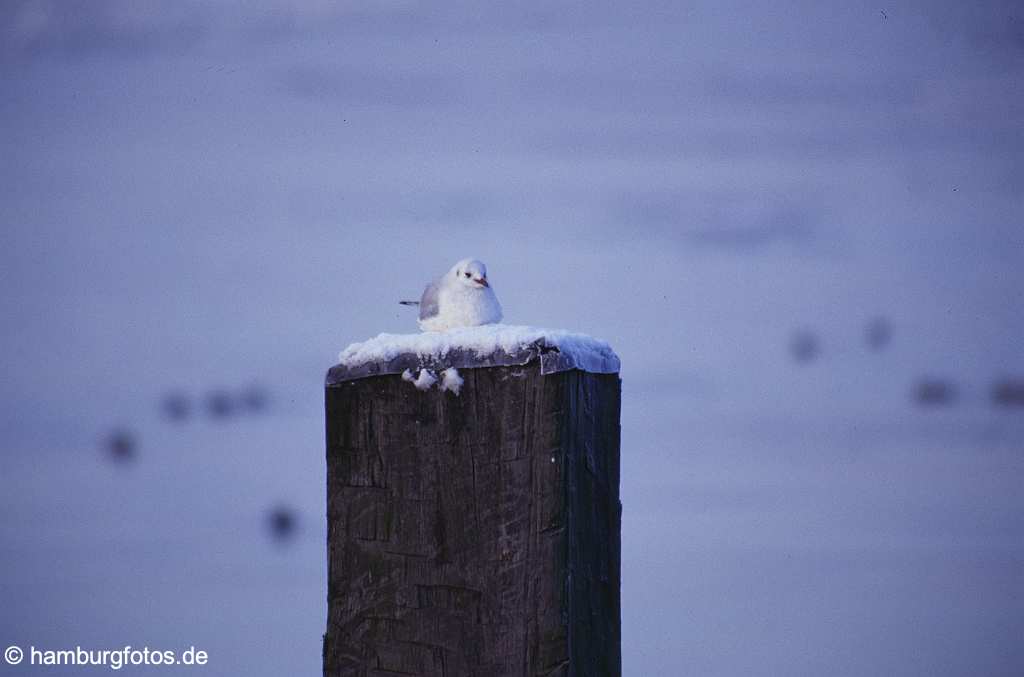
left=399, top=300, right=420, bottom=307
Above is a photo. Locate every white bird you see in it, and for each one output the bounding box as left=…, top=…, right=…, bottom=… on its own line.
left=400, top=258, right=503, bottom=332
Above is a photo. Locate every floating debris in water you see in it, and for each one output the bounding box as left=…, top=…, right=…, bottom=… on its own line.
left=789, top=330, right=820, bottom=364
left=205, top=390, right=235, bottom=419
left=104, top=428, right=137, bottom=463
left=913, top=379, right=957, bottom=407
left=266, top=505, right=298, bottom=542
left=992, top=379, right=1024, bottom=408
left=865, top=316, right=892, bottom=351
left=160, top=391, right=191, bottom=422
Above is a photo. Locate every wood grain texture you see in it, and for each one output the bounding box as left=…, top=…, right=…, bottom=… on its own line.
left=324, top=362, right=621, bottom=677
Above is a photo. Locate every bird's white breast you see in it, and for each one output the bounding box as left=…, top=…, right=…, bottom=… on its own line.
left=419, top=284, right=502, bottom=332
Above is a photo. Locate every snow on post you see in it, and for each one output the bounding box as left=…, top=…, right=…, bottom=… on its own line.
left=324, top=325, right=622, bottom=677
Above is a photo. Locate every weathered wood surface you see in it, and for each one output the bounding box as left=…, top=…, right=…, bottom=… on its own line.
left=324, top=361, right=621, bottom=677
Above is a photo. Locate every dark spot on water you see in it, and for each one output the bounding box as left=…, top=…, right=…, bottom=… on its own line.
left=240, top=384, right=269, bottom=413
left=104, top=428, right=137, bottom=463
left=160, top=391, right=191, bottom=422
left=865, top=316, right=892, bottom=351
left=913, top=379, right=957, bottom=407
left=789, top=330, right=820, bottom=364
left=267, top=505, right=298, bottom=542
left=205, top=390, right=235, bottom=419
left=992, top=379, right=1024, bottom=408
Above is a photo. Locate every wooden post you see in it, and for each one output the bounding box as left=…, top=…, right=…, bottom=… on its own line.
left=324, top=348, right=621, bottom=677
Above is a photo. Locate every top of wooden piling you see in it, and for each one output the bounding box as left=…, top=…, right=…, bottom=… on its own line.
left=327, top=324, right=620, bottom=385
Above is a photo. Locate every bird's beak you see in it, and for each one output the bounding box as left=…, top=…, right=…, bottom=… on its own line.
left=474, top=277, right=489, bottom=287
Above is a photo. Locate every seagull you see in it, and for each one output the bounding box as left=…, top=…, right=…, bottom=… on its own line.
left=400, top=258, right=503, bottom=331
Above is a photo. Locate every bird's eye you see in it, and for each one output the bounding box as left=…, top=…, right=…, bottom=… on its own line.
left=464, top=272, right=471, bottom=278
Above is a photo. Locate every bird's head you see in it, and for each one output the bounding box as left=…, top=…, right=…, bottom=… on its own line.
left=451, top=258, right=490, bottom=289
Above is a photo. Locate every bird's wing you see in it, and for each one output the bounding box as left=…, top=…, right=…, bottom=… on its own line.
left=418, top=280, right=441, bottom=320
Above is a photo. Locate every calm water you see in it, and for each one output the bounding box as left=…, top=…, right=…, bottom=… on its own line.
left=2, top=2, right=1022, bottom=675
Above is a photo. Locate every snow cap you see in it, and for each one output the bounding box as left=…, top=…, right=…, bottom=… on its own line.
left=329, top=324, right=619, bottom=384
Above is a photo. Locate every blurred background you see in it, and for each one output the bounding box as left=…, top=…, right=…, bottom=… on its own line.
left=1, top=1, right=1022, bottom=675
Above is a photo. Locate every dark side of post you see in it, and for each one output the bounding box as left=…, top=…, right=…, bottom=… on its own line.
left=323, top=348, right=622, bottom=677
